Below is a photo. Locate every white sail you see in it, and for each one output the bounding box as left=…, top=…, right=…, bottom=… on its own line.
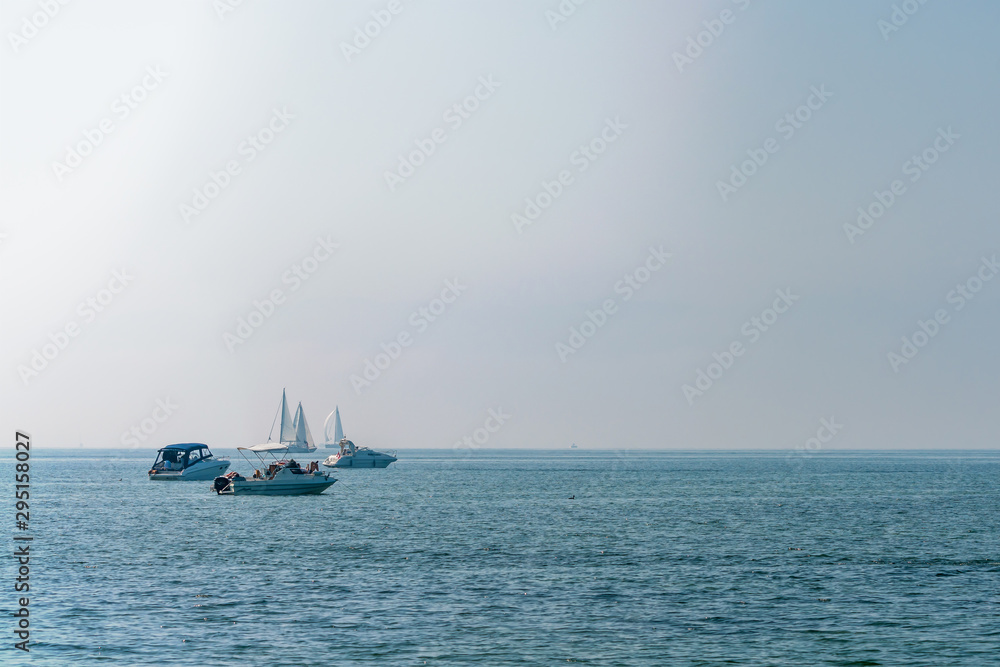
left=292, top=402, right=315, bottom=450
left=324, top=406, right=344, bottom=444
left=323, top=410, right=335, bottom=443
left=303, top=410, right=315, bottom=449
left=292, top=403, right=303, bottom=443
left=279, top=389, right=296, bottom=443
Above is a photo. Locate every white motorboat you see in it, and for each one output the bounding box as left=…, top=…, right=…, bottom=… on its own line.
left=323, top=438, right=397, bottom=468
left=265, top=389, right=317, bottom=454
left=149, top=443, right=229, bottom=481
left=319, top=407, right=396, bottom=467
left=213, top=443, right=335, bottom=496
left=322, top=407, right=344, bottom=449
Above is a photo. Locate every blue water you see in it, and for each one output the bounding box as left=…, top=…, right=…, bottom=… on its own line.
left=2, top=449, right=998, bottom=665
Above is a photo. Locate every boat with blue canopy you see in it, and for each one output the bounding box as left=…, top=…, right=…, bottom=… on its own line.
left=148, top=443, right=230, bottom=481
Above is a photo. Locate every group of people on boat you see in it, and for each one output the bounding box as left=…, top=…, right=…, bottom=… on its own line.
left=250, top=459, right=320, bottom=479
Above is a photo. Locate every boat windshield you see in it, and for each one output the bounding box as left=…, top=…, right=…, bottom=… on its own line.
left=153, top=447, right=210, bottom=470
left=153, top=449, right=187, bottom=470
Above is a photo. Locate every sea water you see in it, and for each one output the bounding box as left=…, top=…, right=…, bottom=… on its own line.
left=1, top=449, right=998, bottom=665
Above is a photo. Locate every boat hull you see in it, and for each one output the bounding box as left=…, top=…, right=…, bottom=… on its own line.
left=228, top=480, right=335, bottom=495
left=150, top=460, right=230, bottom=481
left=323, top=455, right=395, bottom=468
left=216, top=476, right=336, bottom=496
left=282, top=446, right=317, bottom=454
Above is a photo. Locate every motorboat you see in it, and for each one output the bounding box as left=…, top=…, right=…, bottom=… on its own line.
left=149, top=443, right=229, bottom=480
left=319, top=407, right=396, bottom=467
left=322, top=407, right=344, bottom=449
left=265, top=389, right=317, bottom=454
left=213, top=443, right=335, bottom=496
left=323, top=438, right=397, bottom=468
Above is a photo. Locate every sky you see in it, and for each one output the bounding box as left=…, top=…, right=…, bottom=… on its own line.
left=1, top=0, right=998, bottom=451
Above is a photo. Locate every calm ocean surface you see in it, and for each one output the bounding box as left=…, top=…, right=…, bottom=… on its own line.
left=2, top=449, right=998, bottom=666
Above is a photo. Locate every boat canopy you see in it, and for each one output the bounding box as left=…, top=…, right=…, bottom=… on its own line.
left=240, top=443, right=290, bottom=452
left=158, top=443, right=209, bottom=453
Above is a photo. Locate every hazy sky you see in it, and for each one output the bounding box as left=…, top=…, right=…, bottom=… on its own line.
left=2, top=0, right=998, bottom=450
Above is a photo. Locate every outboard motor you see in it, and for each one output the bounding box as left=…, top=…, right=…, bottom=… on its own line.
left=213, top=476, right=231, bottom=494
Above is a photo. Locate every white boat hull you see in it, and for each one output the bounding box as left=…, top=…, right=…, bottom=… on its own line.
left=215, top=465, right=336, bottom=496
left=323, top=454, right=395, bottom=468
left=225, top=478, right=335, bottom=495
left=150, top=459, right=230, bottom=481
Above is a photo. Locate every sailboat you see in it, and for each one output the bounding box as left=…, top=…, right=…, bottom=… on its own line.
left=288, top=402, right=317, bottom=453
left=323, top=407, right=344, bottom=449
left=269, top=389, right=317, bottom=454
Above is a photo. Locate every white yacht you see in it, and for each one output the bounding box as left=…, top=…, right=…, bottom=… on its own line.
left=319, top=407, right=396, bottom=467
left=323, top=438, right=397, bottom=468
left=266, top=389, right=317, bottom=454
left=149, top=443, right=229, bottom=480
left=213, top=443, right=335, bottom=496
